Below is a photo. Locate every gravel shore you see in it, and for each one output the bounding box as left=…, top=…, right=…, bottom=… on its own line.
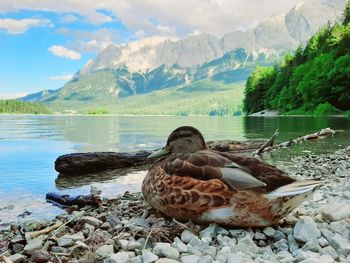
left=1, top=146, right=350, bottom=263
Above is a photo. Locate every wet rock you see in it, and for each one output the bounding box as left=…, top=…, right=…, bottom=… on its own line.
left=321, top=203, right=350, bottom=221
left=96, top=244, right=114, bottom=258
left=293, top=217, right=321, bottom=243
left=142, top=249, right=159, bottom=263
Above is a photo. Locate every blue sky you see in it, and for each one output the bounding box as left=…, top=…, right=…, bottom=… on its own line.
left=0, top=0, right=308, bottom=98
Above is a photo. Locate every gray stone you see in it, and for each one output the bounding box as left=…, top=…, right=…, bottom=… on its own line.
left=263, top=227, right=276, bottom=237
left=173, top=237, right=188, bottom=253
left=216, top=234, right=231, bottom=247
left=130, top=218, right=150, bottom=228
left=293, top=217, right=321, bottom=243
left=318, top=237, right=328, bottom=247
left=109, top=252, right=130, bottom=263
left=204, top=246, right=217, bottom=258
left=57, top=237, right=74, bottom=247
left=118, top=239, right=130, bottom=250
left=51, top=246, right=69, bottom=253
left=153, top=243, right=179, bottom=259
left=254, top=232, right=267, bottom=240
left=189, top=236, right=202, bottom=247
left=320, top=246, right=338, bottom=259
left=101, top=222, right=111, bottom=230
left=274, top=239, right=289, bottom=252
left=200, top=224, right=217, bottom=238
left=155, top=259, right=180, bottom=263
left=12, top=243, right=24, bottom=254
left=273, top=230, right=286, bottom=241
left=217, top=246, right=231, bottom=258
left=327, top=233, right=350, bottom=256
left=126, top=240, right=141, bottom=250
left=96, top=244, right=114, bottom=258
left=130, top=256, right=143, bottom=263
left=24, top=237, right=43, bottom=255
left=216, top=227, right=229, bottom=236
left=234, top=235, right=259, bottom=255
left=227, top=251, right=251, bottom=263
left=181, top=255, right=200, bottom=263
left=302, top=238, right=320, bottom=252
left=181, top=230, right=195, bottom=243
left=142, top=249, right=159, bottom=263
left=229, top=229, right=245, bottom=237
left=8, top=254, right=26, bottom=263
left=321, top=203, right=350, bottom=221
left=287, top=234, right=299, bottom=252
left=80, top=216, right=103, bottom=227
left=62, top=232, right=85, bottom=241
left=197, top=255, right=213, bottom=263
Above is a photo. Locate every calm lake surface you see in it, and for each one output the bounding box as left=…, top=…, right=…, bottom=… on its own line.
left=0, top=115, right=349, bottom=227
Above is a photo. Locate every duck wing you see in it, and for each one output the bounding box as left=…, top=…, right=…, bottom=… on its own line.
left=217, top=152, right=296, bottom=192
left=164, top=150, right=266, bottom=190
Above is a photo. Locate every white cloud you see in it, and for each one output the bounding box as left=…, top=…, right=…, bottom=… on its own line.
left=156, top=24, right=171, bottom=33
left=48, top=45, right=81, bottom=60
left=60, top=14, right=78, bottom=23
left=56, top=28, right=119, bottom=52
left=0, top=17, right=51, bottom=34
left=49, top=74, right=73, bottom=81
left=0, top=0, right=338, bottom=37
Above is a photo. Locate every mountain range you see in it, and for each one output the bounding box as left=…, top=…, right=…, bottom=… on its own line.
left=21, top=0, right=346, bottom=114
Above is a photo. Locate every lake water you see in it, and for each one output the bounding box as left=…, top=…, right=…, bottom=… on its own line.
left=0, top=115, right=349, bottom=227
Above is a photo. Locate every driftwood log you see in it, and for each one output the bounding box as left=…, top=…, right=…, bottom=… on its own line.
left=55, top=140, right=266, bottom=175
left=46, top=192, right=102, bottom=208
left=55, top=128, right=341, bottom=176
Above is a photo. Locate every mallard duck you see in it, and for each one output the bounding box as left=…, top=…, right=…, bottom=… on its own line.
left=142, top=126, right=322, bottom=227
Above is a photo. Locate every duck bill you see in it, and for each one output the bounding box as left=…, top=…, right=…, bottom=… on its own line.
left=147, top=147, right=170, bottom=159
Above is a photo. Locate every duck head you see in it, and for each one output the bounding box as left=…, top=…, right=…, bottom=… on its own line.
left=148, top=126, right=206, bottom=158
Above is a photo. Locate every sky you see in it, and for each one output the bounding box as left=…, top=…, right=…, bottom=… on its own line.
left=0, top=0, right=314, bottom=98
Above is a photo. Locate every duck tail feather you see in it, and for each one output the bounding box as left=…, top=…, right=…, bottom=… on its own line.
left=267, top=179, right=323, bottom=198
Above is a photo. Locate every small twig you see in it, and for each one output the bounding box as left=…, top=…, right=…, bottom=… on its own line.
left=30, top=221, right=63, bottom=239
left=54, top=253, right=63, bottom=263
left=253, top=129, right=279, bottom=157
left=143, top=228, right=154, bottom=250
left=172, top=218, right=191, bottom=231
left=2, top=255, right=13, bottom=263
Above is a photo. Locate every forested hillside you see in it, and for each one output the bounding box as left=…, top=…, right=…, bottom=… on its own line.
left=0, top=100, right=51, bottom=114
left=244, top=1, right=350, bottom=115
